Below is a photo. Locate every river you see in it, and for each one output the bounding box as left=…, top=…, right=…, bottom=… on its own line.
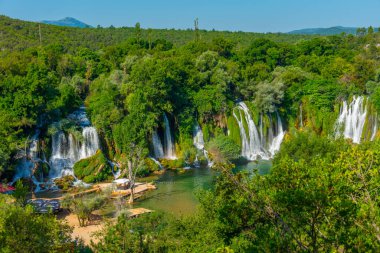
left=134, top=160, right=272, bottom=215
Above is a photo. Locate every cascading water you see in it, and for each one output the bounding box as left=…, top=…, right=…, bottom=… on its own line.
left=49, top=109, right=100, bottom=179
left=193, top=122, right=213, bottom=167
left=193, top=123, right=205, bottom=150
left=233, top=102, right=285, bottom=161
left=12, top=130, right=45, bottom=190
left=108, top=160, right=121, bottom=179
left=163, top=113, right=176, bottom=159
left=335, top=96, right=378, bottom=144
left=152, top=130, right=164, bottom=158
left=149, top=157, right=163, bottom=169
left=268, top=112, right=286, bottom=156
left=371, top=120, right=377, bottom=141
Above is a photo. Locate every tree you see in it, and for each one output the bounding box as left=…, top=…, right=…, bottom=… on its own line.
left=113, top=110, right=149, bottom=203
left=13, top=180, right=29, bottom=206
left=194, top=18, right=200, bottom=41
left=125, top=143, right=145, bottom=203
left=356, top=27, right=367, bottom=36
left=368, top=26, right=374, bottom=34
left=135, top=22, right=141, bottom=42
left=254, top=79, right=285, bottom=113
left=62, top=194, right=108, bottom=227
left=0, top=194, right=76, bottom=252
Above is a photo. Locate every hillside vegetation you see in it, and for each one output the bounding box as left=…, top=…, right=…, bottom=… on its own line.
left=0, top=15, right=316, bottom=52
left=1, top=14, right=380, bottom=251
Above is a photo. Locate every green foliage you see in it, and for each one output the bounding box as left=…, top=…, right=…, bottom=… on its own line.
left=160, top=158, right=186, bottom=169
left=267, top=138, right=380, bottom=251
left=2, top=16, right=380, bottom=252
left=207, top=135, right=241, bottom=163
left=94, top=135, right=380, bottom=251
left=12, top=180, right=29, bottom=206
left=273, top=130, right=348, bottom=163
left=0, top=194, right=75, bottom=252
left=133, top=158, right=161, bottom=178
left=0, top=15, right=317, bottom=52
left=2, top=13, right=380, bottom=175
left=254, top=80, right=285, bottom=113
left=62, top=193, right=108, bottom=227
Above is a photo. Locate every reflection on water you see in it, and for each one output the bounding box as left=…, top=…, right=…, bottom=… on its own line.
left=134, top=160, right=272, bottom=215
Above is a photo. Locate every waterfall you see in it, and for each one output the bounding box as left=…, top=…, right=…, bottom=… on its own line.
left=150, top=157, right=163, bottom=169
left=371, top=119, right=378, bottom=141
left=12, top=130, right=41, bottom=183
left=49, top=109, right=100, bottom=179
left=108, top=160, right=121, bottom=179
left=193, top=123, right=205, bottom=150
left=193, top=122, right=213, bottom=167
left=80, top=127, right=100, bottom=158
left=152, top=130, right=164, bottom=158
left=233, top=102, right=285, bottom=161
left=335, top=96, right=377, bottom=144
left=12, top=107, right=101, bottom=191
left=163, top=113, right=176, bottom=159
left=268, top=112, right=285, bottom=156
left=233, top=102, right=265, bottom=160
left=151, top=114, right=176, bottom=159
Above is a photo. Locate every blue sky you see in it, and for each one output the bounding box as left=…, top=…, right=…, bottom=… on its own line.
left=0, top=0, right=379, bottom=32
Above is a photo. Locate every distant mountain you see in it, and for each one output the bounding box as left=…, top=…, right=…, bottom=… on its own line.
left=41, top=17, right=92, bottom=28
left=288, top=26, right=357, bottom=35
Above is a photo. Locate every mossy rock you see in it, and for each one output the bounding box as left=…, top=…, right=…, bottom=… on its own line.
left=73, top=150, right=113, bottom=183
left=160, top=158, right=186, bottom=170
left=54, top=175, right=75, bottom=191
left=227, top=115, right=242, bottom=147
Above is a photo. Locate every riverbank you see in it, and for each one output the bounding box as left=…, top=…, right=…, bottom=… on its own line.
left=59, top=207, right=153, bottom=245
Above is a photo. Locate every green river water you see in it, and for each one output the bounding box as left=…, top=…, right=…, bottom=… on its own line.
left=133, top=160, right=272, bottom=215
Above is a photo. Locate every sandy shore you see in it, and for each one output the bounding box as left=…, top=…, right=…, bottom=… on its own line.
left=61, top=211, right=105, bottom=245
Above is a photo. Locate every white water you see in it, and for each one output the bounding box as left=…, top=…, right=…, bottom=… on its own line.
left=12, top=130, right=44, bottom=189
left=163, top=113, right=176, bottom=159
left=152, top=130, right=164, bottom=158
left=192, top=122, right=213, bottom=167
left=108, top=160, right=121, bottom=179
left=233, top=102, right=285, bottom=161
left=335, top=96, right=377, bottom=144
left=268, top=112, right=286, bottom=156
left=193, top=123, right=205, bottom=150
left=49, top=127, right=100, bottom=179
left=149, top=157, right=163, bottom=169
left=371, top=119, right=377, bottom=141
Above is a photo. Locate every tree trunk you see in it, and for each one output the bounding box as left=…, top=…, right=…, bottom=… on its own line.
left=128, top=160, right=134, bottom=203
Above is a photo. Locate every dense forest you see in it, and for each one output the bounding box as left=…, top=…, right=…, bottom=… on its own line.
left=1, top=14, right=380, bottom=252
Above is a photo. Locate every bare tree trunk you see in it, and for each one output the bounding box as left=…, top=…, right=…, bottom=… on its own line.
left=128, top=160, right=134, bottom=203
